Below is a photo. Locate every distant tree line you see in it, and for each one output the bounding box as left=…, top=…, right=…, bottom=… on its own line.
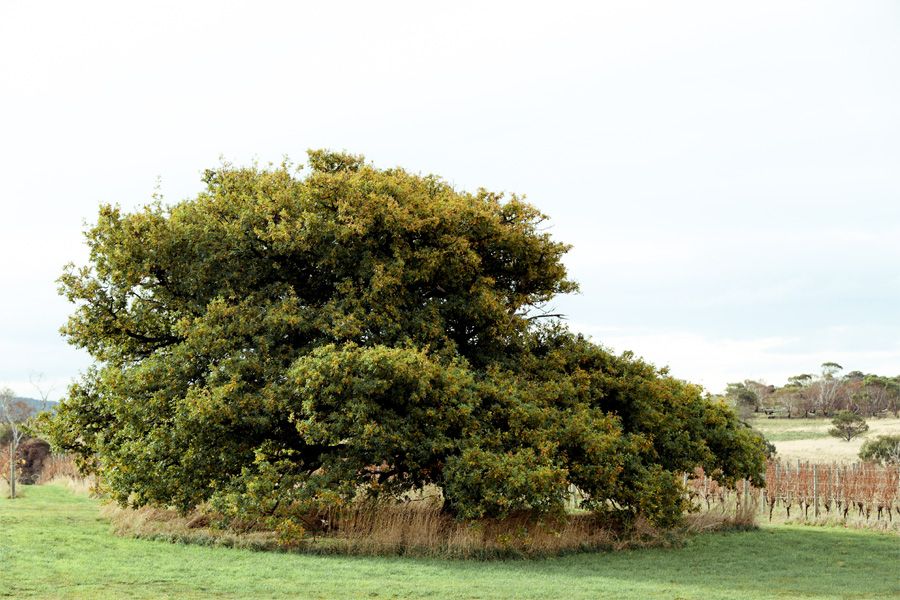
left=721, top=363, right=900, bottom=419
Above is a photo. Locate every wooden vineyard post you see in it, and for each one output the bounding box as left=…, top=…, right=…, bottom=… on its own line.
left=813, top=463, right=818, bottom=518
left=704, top=473, right=709, bottom=510
left=768, top=462, right=777, bottom=521
left=9, top=441, right=15, bottom=500
left=841, top=465, right=849, bottom=520
left=833, top=462, right=838, bottom=515
left=829, top=462, right=835, bottom=514
left=775, top=461, right=779, bottom=520
left=784, top=462, right=792, bottom=519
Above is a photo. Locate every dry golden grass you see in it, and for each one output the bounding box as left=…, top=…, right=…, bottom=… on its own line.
left=313, top=499, right=627, bottom=557
left=36, top=454, right=96, bottom=495
left=683, top=498, right=758, bottom=533
left=37, top=453, right=83, bottom=483
left=0, top=446, right=9, bottom=496
left=101, top=503, right=279, bottom=551
left=777, top=438, right=873, bottom=463
left=752, top=417, right=900, bottom=463
left=101, top=492, right=756, bottom=559
left=47, top=475, right=95, bottom=496
left=104, top=500, right=620, bottom=558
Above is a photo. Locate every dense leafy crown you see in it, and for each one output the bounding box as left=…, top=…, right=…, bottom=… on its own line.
left=48, top=151, right=765, bottom=526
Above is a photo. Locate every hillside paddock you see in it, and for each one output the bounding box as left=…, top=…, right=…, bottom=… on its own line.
left=749, top=417, right=900, bottom=463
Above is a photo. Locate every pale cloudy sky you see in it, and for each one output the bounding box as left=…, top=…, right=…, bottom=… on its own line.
left=1, top=1, right=898, bottom=399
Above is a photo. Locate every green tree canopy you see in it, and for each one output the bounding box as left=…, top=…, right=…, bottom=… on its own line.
left=723, top=381, right=760, bottom=418
left=859, top=435, right=900, bottom=465
left=46, top=151, right=766, bottom=528
left=828, top=411, right=869, bottom=442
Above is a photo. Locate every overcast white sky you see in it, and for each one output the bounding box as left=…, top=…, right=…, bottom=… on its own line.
left=1, top=1, right=898, bottom=399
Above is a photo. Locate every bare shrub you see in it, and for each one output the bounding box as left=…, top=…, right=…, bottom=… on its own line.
left=0, top=445, right=13, bottom=498
left=38, top=454, right=95, bottom=495
left=37, top=454, right=82, bottom=483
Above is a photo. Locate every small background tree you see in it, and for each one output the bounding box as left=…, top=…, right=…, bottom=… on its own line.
left=723, top=381, right=760, bottom=419
left=30, top=373, right=55, bottom=413
left=859, top=435, right=900, bottom=465
left=827, top=410, right=868, bottom=442
left=0, top=387, right=34, bottom=498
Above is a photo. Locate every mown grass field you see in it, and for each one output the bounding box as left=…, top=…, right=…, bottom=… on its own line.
left=2, top=484, right=898, bottom=599
left=749, top=417, right=900, bottom=463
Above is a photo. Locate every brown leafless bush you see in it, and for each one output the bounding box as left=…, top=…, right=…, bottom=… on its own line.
left=37, top=454, right=95, bottom=494
left=37, top=454, right=82, bottom=483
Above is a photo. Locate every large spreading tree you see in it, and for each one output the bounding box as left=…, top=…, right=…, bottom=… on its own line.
left=47, top=151, right=766, bottom=527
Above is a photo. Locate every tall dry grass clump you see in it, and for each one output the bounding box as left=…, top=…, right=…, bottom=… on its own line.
left=98, top=474, right=764, bottom=558
left=683, top=468, right=761, bottom=531
left=683, top=495, right=758, bottom=532
left=0, top=446, right=9, bottom=497
left=103, top=494, right=699, bottom=558
left=38, top=454, right=95, bottom=495
left=310, top=498, right=631, bottom=558
left=38, top=454, right=81, bottom=482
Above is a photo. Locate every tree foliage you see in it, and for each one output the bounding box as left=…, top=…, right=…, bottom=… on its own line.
left=858, top=435, right=900, bottom=465
left=723, top=382, right=760, bottom=419
left=45, top=151, right=766, bottom=528
left=1, top=387, right=34, bottom=498
left=828, top=411, right=869, bottom=442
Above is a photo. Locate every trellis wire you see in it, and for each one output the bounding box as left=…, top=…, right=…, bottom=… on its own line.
left=686, top=461, right=900, bottom=523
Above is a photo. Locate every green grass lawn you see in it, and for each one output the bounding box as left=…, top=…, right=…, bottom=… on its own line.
left=757, top=429, right=831, bottom=442
left=2, top=484, right=898, bottom=599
